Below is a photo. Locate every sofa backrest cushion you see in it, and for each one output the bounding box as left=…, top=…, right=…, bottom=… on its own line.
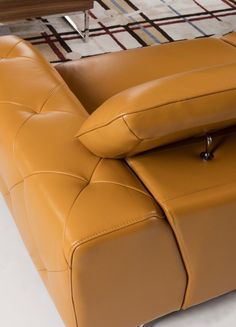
left=76, top=62, right=236, bottom=158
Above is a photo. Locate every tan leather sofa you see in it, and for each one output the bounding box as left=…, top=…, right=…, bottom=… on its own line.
left=0, top=33, right=236, bottom=327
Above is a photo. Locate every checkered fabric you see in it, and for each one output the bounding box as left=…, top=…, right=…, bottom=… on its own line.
left=1, top=0, right=236, bottom=62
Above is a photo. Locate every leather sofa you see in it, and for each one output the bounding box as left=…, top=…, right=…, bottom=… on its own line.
left=0, top=33, right=236, bottom=327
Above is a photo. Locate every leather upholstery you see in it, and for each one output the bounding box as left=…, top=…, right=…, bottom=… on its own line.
left=76, top=62, right=236, bottom=157
left=0, top=36, right=187, bottom=327
left=127, top=129, right=236, bottom=308
left=56, top=36, right=236, bottom=113
left=0, top=33, right=236, bottom=327
left=222, top=31, right=236, bottom=47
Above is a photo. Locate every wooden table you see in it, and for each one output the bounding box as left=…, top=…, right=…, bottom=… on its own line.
left=0, top=0, right=93, bottom=41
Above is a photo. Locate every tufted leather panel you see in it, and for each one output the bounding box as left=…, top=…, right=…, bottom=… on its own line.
left=0, top=35, right=88, bottom=190
left=0, top=36, right=187, bottom=327
left=0, top=35, right=47, bottom=60
left=3, top=33, right=236, bottom=327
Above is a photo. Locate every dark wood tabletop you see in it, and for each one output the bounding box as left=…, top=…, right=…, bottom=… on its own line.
left=0, top=0, right=93, bottom=22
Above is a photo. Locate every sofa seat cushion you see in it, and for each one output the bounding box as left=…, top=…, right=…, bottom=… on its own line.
left=127, top=129, right=236, bottom=309
left=56, top=33, right=236, bottom=113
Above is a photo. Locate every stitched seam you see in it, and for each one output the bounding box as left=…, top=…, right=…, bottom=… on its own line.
left=64, top=180, right=97, bottom=327
left=69, top=216, right=164, bottom=327
left=42, top=109, right=83, bottom=116
left=113, top=86, right=236, bottom=119
left=24, top=171, right=88, bottom=183
left=38, top=83, right=64, bottom=113
left=11, top=90, right=75, bottom=157
left=7, top=170, right=89, bottom=195
left=163, top=180, right=236, bottom=203
left=0, top=101, right=35, bottom=111
left=69, top=261, right=79, bottom=327
left=6, top=174, right=88, bottom=272
left=22, top=176, right=47, bottom=272
left=221, top=38, right=236, bottom=48
left=122, top=116, right=141, bottom=140
left=5, top=39, right=23, bottom=58
left=8, top=180, right=23, bottom=193
left=71, top=215, right=163, bottom=247
left=161, top=180, right=236, bottom=308
left=3, top=56, right=59, bottom=67
left=12, top=113, right=36, bottom=160
left=90, top=180, right=153, bottom=198
left=62, top=158, right=102, bottom=264
left=12, top=113, right=89, bottom=272
left=221, top=39, right=236, bottom=47
left=8, top=171, right=88, bottom=196
left=69, top=214, right=163, bottom=267
left=77, top=87, right=236, bottom=139
left=126, top=138, right=143, bottom=155
left=2, top=50, right=61, bottom=75
left=11, top=113, right=41, bottom=275
left=161, top=204, right=190, bottom=309
left=37, top=267, right=68, bottom=273
left=2, top=56, right=41, bottom=64
left=0, top=102, right=82, bottom=117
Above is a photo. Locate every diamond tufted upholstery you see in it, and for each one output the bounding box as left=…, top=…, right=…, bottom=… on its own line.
left=0, top=35, right=187, bottom=327
left=1, top=33, right=236, bottom=327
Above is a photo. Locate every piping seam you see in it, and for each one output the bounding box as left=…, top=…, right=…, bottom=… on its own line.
left=77, top=85, right=236, bottom=139
left=62, top=158, right=102, bottom=264
left=69, top=214, right=163, bottom=267
left=69, top=215, right=165, bottom=327
left=90, top=180, right=153, bottom=198
left=163, top=180, right=236, bottom=203
left=5, top=40, right=23, bottom=57
left=161, top=204, right=191, bottom=309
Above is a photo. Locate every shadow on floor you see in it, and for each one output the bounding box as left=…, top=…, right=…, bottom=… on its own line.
left=146, top=291, right=236, bottom=327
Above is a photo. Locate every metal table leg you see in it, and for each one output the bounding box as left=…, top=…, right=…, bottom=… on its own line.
left=64, top=10, right=90, bottom=42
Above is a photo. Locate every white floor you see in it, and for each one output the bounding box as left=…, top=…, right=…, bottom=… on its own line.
left=0, top=195, right=236, bottom=327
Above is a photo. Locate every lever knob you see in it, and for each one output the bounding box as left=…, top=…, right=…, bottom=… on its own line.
left=200, top=135, right=214, bottom=161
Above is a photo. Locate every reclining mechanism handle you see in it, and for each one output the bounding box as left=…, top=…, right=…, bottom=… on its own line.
left=200, top=135, right=214, bottom=161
